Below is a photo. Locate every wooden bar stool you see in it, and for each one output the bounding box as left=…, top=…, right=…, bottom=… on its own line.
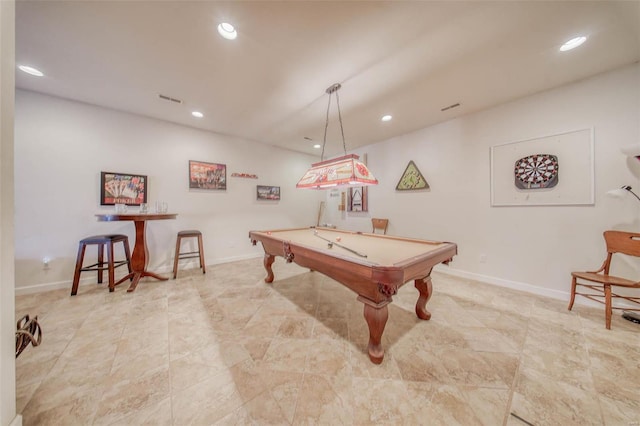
left=71, top=234, right=132, bottom=295
left=173, top=230, right=206, bottom=279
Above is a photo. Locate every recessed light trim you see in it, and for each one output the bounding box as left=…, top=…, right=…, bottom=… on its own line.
left=218, top=22, right=237, bottom=40
left=18, top=65, right=44, bottom=77
left=381, top=115, right=392, bottom=122
left=192, top=111, right=204, bottom=118
left=313, top=144, right=321, bottom=149
left=560, top=36, right=587, bottom=52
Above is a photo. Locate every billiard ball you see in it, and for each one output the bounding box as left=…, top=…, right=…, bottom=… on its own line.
left=336, top=237, right=341, bottom=242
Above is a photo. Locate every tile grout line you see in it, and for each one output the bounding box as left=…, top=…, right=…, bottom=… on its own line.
left=502, top=303, right=533, bottom=426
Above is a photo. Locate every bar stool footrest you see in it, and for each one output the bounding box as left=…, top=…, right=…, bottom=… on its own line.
left=80, top=259, right=129, bottom=272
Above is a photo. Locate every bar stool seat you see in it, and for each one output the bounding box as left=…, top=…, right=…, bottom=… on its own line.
left=173, top=230, right=206, bottom=279
left=71, top=234, right=132, bottom=295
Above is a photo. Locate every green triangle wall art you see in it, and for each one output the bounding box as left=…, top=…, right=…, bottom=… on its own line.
left=396, top=160, right=430, bottom=191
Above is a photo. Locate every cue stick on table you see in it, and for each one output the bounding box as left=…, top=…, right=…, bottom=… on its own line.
left=313, top=231, right=367, bottom=258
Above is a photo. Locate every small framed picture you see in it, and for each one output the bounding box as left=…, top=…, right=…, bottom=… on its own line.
left=189, top=160, right=226, bottom=190
left=100, top=172, right=147, bottom=206
left=257, top=185, right=280, bottom=200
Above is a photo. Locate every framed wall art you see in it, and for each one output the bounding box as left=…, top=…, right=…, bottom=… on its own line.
left=347, top=187, right=368, bottom=212
left=100, top=172, right=147, bottom=206
left=396, top=160, right=430, bottom=191
left=490, top=128, right=594, bottom=206
left=189, top=160, right=226, bottom=190
left=257, top=185, right=280, bottom=200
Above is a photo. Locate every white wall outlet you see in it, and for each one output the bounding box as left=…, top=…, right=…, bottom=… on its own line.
left=479, top=254, right=487, bottom=263
left=43, top=257, right=50, bottom=269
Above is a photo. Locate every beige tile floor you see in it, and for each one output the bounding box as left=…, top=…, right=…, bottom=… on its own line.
left=15, top=258, right=640, bottom=425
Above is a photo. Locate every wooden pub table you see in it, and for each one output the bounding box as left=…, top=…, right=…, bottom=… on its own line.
left=250, top=227, right=457, bottom=364
left=96, top=213, right=177, bottom=292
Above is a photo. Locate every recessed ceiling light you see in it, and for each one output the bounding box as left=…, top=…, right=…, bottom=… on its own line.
left=217, top=22, right=237, bottom=40
left=18, top=65, right=44, bottom=77
left=560, top=36, right=587, bottom=52
left=313, top=144, right=321, bottom=149
left=381, top=115, right=392, bottom=122
left=192, top=111, right=204, bottom=118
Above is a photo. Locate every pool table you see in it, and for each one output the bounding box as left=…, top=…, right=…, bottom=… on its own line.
left=249, top=227, right=457, bottom=364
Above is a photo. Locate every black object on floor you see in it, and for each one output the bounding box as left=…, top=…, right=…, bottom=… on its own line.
left=622, top=311, right=640, bottom=324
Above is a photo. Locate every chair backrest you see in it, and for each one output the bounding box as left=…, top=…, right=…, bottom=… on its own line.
left=372, top=218, right=389, bottom=234
left=604, top=230, right=640, bottom=257
left=603, top=230, right=640, bottom=274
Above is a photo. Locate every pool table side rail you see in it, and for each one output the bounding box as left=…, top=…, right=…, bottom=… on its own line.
left=252, top=226, right=448, bottom=246
left=249, top=228, right=457, bottom=303
left=251, top=233, right=400, bottom=302
left=394, top=242, right=457, bottom=283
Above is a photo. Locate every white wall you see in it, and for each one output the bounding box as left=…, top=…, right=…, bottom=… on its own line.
left=14, top=90, right=322, bottom=292
left=14, top=64, right=640, bottom=303
left=1, top=1, right=19, bottom=425
left=327, top=63, right=640, bottom=300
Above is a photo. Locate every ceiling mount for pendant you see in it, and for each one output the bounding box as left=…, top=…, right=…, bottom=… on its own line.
left=326, top=83, right=341, bottom=94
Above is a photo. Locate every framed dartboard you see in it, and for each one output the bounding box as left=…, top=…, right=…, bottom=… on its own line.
left=514, top=153, right=559, bottom=189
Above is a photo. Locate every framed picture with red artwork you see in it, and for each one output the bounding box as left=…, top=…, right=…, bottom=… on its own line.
left=189, top=160, right=227, bottom=190
left=100, top=171, right=147, bottom=206
left=257, top=185, right=280, bottom=200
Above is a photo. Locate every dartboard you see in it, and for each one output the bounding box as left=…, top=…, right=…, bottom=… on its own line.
left=514, top=154, right=559, bottom=189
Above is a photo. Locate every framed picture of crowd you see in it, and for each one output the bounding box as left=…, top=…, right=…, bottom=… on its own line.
left=100, top=171, right=147, bottom=205
left=257, top=185, right=280, bottom=200
left=189, top=160, right=227, bottom=190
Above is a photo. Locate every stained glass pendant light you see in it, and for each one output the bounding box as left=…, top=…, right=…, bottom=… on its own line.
left=296, top=83, right=378, bottom=189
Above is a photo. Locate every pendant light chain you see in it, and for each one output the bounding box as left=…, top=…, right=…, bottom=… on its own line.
left=335, top=89, right=348, bottom=156
left=320, top=90, right=332, bottom=161
left=320, top=83, right=347, bottom=161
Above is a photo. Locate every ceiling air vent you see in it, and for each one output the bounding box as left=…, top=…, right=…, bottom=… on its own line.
left=158, top=94, right=183, bottom=104
left=441, top=102, right=460, bottom=112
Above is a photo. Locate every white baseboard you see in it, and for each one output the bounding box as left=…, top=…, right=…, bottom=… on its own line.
left=14, top=256, right=631, bottom=311
left=434, top=265, right=569, bottom=301
left=10, top=414, right=23, bottom=426
left=14, top=253, right=264, bottom=296
left=433, top=265, right=629, bottom=309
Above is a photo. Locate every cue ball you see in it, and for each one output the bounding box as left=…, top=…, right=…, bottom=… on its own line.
left=336, top=237, right=341, bottom=242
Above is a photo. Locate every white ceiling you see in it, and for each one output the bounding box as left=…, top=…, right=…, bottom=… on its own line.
left=15, top=1, right=640, bottom=158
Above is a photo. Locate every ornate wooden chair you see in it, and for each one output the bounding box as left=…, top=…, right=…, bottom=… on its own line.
left=568, top=230, right=640, bottom=329
left=371, top=218, right=389, bottom=235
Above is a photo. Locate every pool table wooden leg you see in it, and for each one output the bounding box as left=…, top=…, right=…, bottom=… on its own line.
left=360, top=298, right=389, bottom=364
left=414, top=276, right=433, bottom=320
left=263, top=253, right=275, bottom=283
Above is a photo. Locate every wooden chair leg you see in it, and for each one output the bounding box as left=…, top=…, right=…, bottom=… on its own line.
left=604, top=284, right=612, bottom=329
left=198, top=235, right=206, bottom=274
left=107, top=241, right=115, bottom=292
left=568, top=276, right=577, bottom=310
left=97, top=243, right=104, bottom=284
left=123, top=238, right=133, bottom=275
left=71, top=244, right=87, bottom=296
left=173, top=236, right=181, bottom=279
